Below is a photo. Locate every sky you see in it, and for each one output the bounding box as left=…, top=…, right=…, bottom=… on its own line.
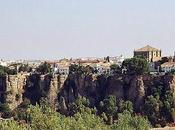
left=0, top=0, right=175, bottom=60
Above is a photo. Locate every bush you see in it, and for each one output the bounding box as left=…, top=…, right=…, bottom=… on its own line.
left=0, top=103, right=11, bottom=113
left=111, top=112, right=151, bottom=130
left=0, top=103, right=151, bottom=130
left=27, top=104, right=108, bottom=130
left=118, top=100, right=133, bottom=114
left=0, top=103, right=13, bottom=118
left=0, top=119, right=27, bottom=130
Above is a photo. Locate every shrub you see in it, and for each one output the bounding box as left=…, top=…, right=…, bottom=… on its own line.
left=111, top=112, right=151, bottom=130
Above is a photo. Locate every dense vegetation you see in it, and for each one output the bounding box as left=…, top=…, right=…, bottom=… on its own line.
left=0, top=97, right=150, bottom=130
left=0, top=65, right=17, bottom=76
left=36, top=62, right=52, bottom=74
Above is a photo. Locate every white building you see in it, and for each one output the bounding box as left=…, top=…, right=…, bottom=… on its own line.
left=0, top=60, right=7, bottom=66
left=96, top=63, right=111, bottom=75
left=108, top=55, right=125, bottom=66
left=58, top=66, right=69, bottom=75
left=161, top=62, right=175, bottom=73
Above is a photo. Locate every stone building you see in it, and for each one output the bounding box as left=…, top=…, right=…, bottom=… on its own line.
left=134, top=45, right=162, bottom=62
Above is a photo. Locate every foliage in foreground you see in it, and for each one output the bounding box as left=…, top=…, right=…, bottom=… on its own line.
left=0, top=103, right=151, bottom=130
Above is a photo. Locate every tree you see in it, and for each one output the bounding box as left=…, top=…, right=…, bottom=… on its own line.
left=69, top=96, right=90, bottom=115
left=0, top=103, right=13, bottom=118
left=0, top=103, right=11, bottom=113
left=161, top=91, right=175, bottom=122
left=122, top=57, right=149, bottom=75
left=111, top=112, right=151, bottom=130
left=99, top=95, right=117, bottom=124
left=0, top=65, right=6, bottom=76
left=159, top=57, right=169, bottom=65
left=118, top=100, right=133, bottom=114
left=99, top=95, right=117, bottom=117
left=143, top=95, right=163, bottom=126
left=110, top=64, right=121, bottom=74
left=18, top=64, right=32, bottom=73
left=0, top=119, right=26, bottom=130
left=69, top=64, right=95, bottom=75
left=0, top=65, right=18, bottom=76
left=36, top=62, right=52, bottom=74
left=83, top=65, right=95, bottom=75
left=69, top=64, right=83, bottom=75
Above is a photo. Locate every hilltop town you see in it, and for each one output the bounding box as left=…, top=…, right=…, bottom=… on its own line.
left=0, top=45, right=174, bottom=76
left=0, top=45, right=175, bottom=130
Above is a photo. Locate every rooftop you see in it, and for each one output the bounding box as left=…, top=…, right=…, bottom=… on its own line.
left=135, top=45, right=160, bottom=52
left=161, top=62, right=175, bottom=67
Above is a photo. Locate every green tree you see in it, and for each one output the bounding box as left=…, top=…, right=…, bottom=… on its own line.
left=0, top=65, right=6, bottom=76
left=122, top=57, right=149, bottom=75
left=111, top=112, right=151, bottom=130
left=0, top=119, right=27, bottom=130
left=69, top=96, right=90, bottom=115
left=18, top=64, right=32, bottom=73
left=110, top=64, right=121, bottom=74
left=118, top=100, right=133, bottom=114
left=161, top=91, right=175, bottom=122
left=0, top=103, right=13, bottom=118
left=99, top=95, right=117, bottom=124
left=143, top=95, right=163, bottom=126
left=36, top=62, right=52, bottom=74
left=159, top=57, right=169, bottom=65
left=69, top=64, right=95, bottom=75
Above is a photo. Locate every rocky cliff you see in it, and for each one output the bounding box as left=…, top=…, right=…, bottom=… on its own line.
left=0, top=73, right=67, bottom=109
left=1, top=73, right=175, bottom=112
left=58, top=74, right=175, bottom=112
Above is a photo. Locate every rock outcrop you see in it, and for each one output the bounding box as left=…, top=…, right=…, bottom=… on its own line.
left=0, top=73, right=67, bottom=109
left=59, top=74, right=146, bottom=111
left=0, top=74, right=27, bottom=109
left=1, top=73, right=175, bottom=112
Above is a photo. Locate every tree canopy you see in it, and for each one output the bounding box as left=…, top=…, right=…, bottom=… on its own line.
left=122, top=57, right=149, bottom=75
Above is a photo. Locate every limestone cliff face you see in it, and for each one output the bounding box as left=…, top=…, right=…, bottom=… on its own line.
left=59, top=74, right=132, bottom=108
left=106, top=76, right=124, bottom=99
left=124, top=75, right=145, bottom=111
left=0, top=73, right=67, bottom=109
left=24, top=74, right=65, bottom=107
left=1, top=72, right=175, bottom=112
left=59, top=74, right=147, bottom=111
left=0, top=74, right=27, bottom=109
left=60, top=74, right=101, bottom=106
left=164, top=75, right=175, bottom=97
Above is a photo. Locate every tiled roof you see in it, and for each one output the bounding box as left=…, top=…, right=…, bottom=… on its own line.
left=135, top=45, right=160, bottom=52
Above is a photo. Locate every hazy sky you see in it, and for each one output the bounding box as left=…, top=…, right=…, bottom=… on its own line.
left=0, top=0, right=175, bottom=60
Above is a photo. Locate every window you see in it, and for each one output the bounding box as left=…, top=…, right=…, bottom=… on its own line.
left=156, top=51, right=158, bottom=57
